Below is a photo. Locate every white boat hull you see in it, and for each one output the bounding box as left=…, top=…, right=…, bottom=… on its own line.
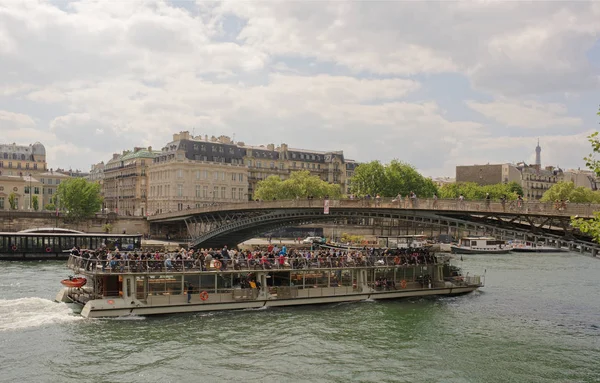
left=73, top=285, right=479, bottom=318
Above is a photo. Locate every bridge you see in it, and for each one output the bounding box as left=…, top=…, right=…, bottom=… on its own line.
left=148, top=198, right=600, bottom=256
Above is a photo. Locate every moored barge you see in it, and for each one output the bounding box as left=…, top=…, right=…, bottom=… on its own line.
left=56, top=253, right=484, bottom=318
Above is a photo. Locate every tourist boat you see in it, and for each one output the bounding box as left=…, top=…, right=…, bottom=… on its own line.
left=377, top=235, right=432, bottom=249
left=451, top=237, right=510, bottom=254
left=60, top=276, right=87, bottom=288
left=55, top=254, right=484, bottom=318
left=510, top=241, right=567, bottom=253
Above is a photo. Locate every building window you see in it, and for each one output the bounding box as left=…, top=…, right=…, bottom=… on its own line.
left=232, top=173, right=236, bottom=181
left=177, top=184, right=183, bottom=197
left=279, top=163, right=284, bottom=170
left=203, top=186, right=208, bottom=198
left=213, top=172, right=218, bottom=181
left=220, top=187, right=226, bottom=199
left=196, top=171, right=200, bottom=179
left=257, top=161, right=261, bottom=168
left=196, top=185, right=201, bottom=198
left=239, top=174, right=243, bottom=182
left=177, top=170, right=183, bottom=178
left=221, top=171, right=225, bottom=181
left=0, top=197, right=4, bottom=210
left=247, top=160, right=252, bottom=167
left=34, top=187, right=39, bottom=194
left=293, top=162, right=296, bottom=168
left=202, top=170, right=208, bottom=179
left=231, top=188, right=236, bottom=199
left=213, top=186, right=218, bottom=199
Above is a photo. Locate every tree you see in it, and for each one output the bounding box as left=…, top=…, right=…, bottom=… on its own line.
left=438, top=182, right=520, bottom=200
left=56, top=178, right=103, bottom=222
left=8, top=192, right=17, bottom=210
left=541, top=181, right=600, bottom=203
left=32, top=195, right=39, bottom=211
left=254, top=170, right=343, bottom=200
left=571, top=108, right=600, bottom=242
left=350, top=160, right=437, bottom=198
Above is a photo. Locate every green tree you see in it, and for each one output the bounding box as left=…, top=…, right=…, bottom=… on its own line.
left=571, top=109, right=600, bottom=242
left=350, top=160, right=437, bottom=198
left=438, top=182, right=520, bottom=200
left=254, top=170, right=343, bottom=200
left=32, top=195, right=39, bottom=211
left=541, top=181, right=600, bottom=203
left=8, top=192, right=17, bottom=210
left=56, top=178, right=103, bottom=222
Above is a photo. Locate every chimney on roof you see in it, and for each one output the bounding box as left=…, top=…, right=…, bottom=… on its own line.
left=148, top=146, right=152, bottom=152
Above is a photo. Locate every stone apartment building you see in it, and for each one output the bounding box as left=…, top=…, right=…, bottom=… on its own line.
left=0, top=174, right=43, bottom=211
left=147, top=133, right=248, bottom=214
left=142, top=132, right=352, bottom=214
left=103, top=147, right=159, bottom=217
left=0, top=142, right=48, bottom=176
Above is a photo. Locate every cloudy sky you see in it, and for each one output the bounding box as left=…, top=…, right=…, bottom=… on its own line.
left=1, top=1, right=599, bottom=177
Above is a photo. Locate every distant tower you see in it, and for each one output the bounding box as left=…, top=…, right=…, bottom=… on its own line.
left=535, top=139, right=541, bottom=167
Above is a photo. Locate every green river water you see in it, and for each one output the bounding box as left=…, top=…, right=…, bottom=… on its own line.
left=0, top=253, right=599, bottom=383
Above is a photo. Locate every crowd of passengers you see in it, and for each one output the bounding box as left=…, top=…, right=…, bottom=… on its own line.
left=71, top=245, right=437, bottom=273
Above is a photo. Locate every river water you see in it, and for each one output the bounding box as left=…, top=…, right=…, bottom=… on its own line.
left=1, top=253, right=599, bottom=383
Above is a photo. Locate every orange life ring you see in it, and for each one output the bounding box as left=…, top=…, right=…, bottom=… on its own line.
left=46, top=247, right=52, bottom=253
left=107, top=299, right=115, bottom=305
left=394, top=256, right=400, bottom=265
left=11, top=245, right=17, bottom=251
left=400, top=280, right=407, bottom=289
left=213, top=260, right=222, bottom=269
left=199, top=291, right=209, bottom=301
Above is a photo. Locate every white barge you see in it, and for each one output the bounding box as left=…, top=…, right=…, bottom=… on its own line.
left=451, top=237, right=511, bottom=255
left=56, top=254, right=484, bottom=318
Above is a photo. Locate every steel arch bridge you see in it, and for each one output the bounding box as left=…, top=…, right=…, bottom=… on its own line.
left=148, top=199, right=600, bottom=256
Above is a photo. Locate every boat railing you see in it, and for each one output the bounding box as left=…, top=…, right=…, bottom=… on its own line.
left=66, top=254, right=442, bottom=275
left=463, top=275, right=484, bottom=287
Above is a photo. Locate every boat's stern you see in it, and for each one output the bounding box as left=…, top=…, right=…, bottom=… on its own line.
left=55, top=287, right=73, bottom=303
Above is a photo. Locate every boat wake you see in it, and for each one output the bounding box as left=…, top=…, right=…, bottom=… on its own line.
left=0, top=297, right=82, bottom=332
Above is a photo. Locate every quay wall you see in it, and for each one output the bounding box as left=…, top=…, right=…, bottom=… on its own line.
left=0, top=211, right=149, bottom=235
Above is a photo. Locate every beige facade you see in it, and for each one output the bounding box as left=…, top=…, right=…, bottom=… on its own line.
left=0, top=142, right=47, bottom=176
left=37, top=171, right=71, bottom=208
left=562, top=169, right=598, bottom=190
left=103, top=147, right=158, bottom=217
left=147, top=139, right=248, bottom=214
left=0, top=175, right=43, bottom=211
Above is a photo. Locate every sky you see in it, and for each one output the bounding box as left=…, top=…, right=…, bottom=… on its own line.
left=0, top=0, right=599, bottom=177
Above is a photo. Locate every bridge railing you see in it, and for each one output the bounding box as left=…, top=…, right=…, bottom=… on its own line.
left=148, top=198, right=600, bottom=220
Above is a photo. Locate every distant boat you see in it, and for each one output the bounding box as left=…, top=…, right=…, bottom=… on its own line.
left=451, top=237, right=511, bottom=254
left=510, top=241, right=567, bottom=253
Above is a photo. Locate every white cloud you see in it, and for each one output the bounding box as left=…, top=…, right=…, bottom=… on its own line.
left=0, top=110, right=36, bottom=128
left=0, top=1, right=596, bottom=177
left=466, top=100, right=583, bottom=129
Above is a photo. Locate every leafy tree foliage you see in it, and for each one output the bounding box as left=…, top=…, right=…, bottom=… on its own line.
left=349, top=160, right=437, bottom=198
left=571, top=109, right=600, bottom=242
left=8, top=192, right=17, bottom=210
left=541, top=181, right=600, bottom=203
left=437, top=182, right=521, bottom=200
left=56, top=178, right=103, bottom=221
left=32, top=195, right=39, bottom=211
left=254, top=170, right=342, bottom=200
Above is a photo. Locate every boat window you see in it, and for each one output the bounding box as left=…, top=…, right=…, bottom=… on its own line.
left=148, top=275, right=182, bottom=296
left=304, top=271, right=329, bottom=288
left=471, top=241, right=477, bottom=246
left=135, top=276, right=146, bottom=300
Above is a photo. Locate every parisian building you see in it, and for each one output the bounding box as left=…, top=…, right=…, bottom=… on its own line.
left=0, top=174, right=43, bottom=211
left=143, top=131, right=354, bottom=215
left=103, top=147, right=158, bottom=217
left=453, top=141, right=593, bottom=200
left=0, top=142, right=48, bottom=176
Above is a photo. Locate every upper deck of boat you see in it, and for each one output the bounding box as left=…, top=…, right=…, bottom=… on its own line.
left=66, top=253, right=446, bottom=277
